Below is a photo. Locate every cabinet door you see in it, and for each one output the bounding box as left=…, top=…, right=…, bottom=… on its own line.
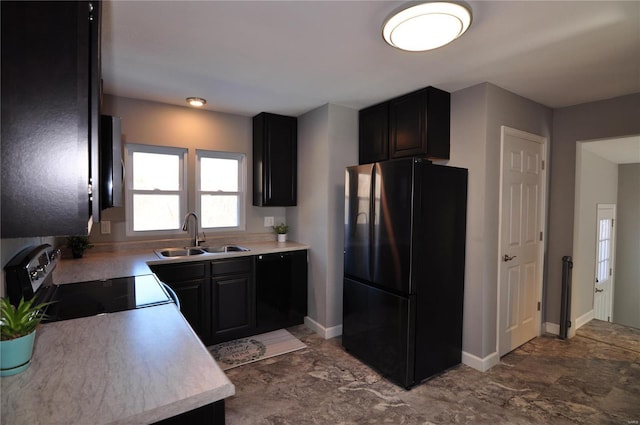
left=150, top=262, right=210, bottom=342
left=1, top=1, right=100, bottom=237
left=253, top=112, right=297, bottom=206
left=255, top=250, right=307, bottom=334
left=389, top=87, right=450, bottom=160
left=359, top=102, right=389, bottom=164
left=211, top=258, right=255, bottom=343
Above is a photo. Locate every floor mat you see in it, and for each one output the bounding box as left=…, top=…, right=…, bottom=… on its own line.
left=209, top=329, right=307, bottom=371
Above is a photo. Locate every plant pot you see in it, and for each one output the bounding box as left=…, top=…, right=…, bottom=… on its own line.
left=277, top=233, right=288, bottom=242
left=0, top=331, right=36, bottom=376
left=72, top=250, right=84, bottom=259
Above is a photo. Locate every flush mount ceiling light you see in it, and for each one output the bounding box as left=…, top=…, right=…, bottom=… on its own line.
left=382, top=2, right=472, bottom=52
left=186, top=97, right=207, bottom=107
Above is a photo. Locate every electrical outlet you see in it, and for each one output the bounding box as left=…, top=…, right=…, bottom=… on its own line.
left=264, top=216, right=275, bottom=227
left=100, top=220, right=111, bottom=234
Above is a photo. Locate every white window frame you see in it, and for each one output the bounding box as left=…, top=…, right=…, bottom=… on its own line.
left=124, top=143, right=188, bottom=237
left=196, top=150, right=246, bottom=232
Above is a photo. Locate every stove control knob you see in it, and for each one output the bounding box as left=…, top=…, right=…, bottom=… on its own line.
left=29, top=268, right=40, bottom=281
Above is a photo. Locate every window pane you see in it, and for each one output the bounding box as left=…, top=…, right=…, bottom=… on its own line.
left=201, top=157, right=238, bottom=192
left=201, top=195, right=238, bottom=228
left=133, top=194, right=180, bottom=231
left=133, top=152, right=180, bottom=190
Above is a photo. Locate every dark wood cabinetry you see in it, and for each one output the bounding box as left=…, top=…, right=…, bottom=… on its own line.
left=359, top=102, right=390, bottom=164
left=211, top=258, right=255, bottom=344
left=150, top=262, right=210, bottom=342
left=389, top=86, right=450, bottom=160
left=152, top=250, right=307, bottom=346
left=253, top=112, right=297, bottom=206
left=255, top=250, right=308, bottom=334
left=1, top=1, right=101, bottom=237
left=358, top=86, right=450, bottom=165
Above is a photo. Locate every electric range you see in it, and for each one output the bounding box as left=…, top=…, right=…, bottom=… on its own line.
left=4, top=244, right=177, bottom=322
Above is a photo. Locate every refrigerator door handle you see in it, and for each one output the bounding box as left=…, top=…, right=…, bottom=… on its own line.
left=369, top=164, right=377, bottom=280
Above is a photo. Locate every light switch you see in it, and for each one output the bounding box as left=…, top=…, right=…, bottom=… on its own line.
left=264, top=216, right=274, bottom=227
left=101, top=220, right=111, bottom=234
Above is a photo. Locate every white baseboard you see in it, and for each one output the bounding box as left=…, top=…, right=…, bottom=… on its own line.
left=544, top=322, right=560, bottom=335
left=461, top=350, right=500, bottom=372
left=304, top=316, right=343, bottom=339
left=575, top=310, right=594, bottom=329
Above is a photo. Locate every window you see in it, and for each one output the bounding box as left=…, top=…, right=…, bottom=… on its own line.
left=197, top=150, right=245, bottom=231
left=125, top=144, right=187, bottom=235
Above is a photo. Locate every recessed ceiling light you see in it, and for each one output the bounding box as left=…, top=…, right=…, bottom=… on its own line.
left=186, top=97, right=207, bottom=107
left=382, top=2, right=472, bottom=52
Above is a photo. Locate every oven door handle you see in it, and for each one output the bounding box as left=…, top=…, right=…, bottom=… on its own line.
left=161, top=282, right=181, bottom=311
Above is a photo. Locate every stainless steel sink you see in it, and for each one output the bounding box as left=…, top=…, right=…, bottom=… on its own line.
left=155, top=248, right=205, bottom=258
left=154, top=245, right=249, bottom=258
left=201, top=245, right=250, bottom=253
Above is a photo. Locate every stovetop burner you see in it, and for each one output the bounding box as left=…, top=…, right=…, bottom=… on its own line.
left=4, top=244, right=175, bottom=323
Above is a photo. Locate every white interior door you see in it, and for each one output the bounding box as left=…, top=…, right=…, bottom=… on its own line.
left=498, top=127, right=546, bottom=356
left=594, top=204, right=616, bottom=322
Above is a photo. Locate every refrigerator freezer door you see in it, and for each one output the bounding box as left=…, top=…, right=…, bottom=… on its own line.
left=371, top=159, right=414, bottom=294
left=344, top=164, right=374, bottom=282
left=343, top=277, right=415, bottom=388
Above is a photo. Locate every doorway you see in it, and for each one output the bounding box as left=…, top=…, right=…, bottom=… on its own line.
left=497, top=126, right=547, bottom=356
left=593, top=204, right=616, bottom=322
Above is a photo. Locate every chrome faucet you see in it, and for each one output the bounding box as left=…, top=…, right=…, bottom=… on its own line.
left=182, top=212, right=200, bottom=247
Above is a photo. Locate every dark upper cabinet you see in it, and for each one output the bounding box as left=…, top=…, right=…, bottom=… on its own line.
left=211, top=258, right=255, bottom=344
left=358, top=86, right=450, bottom=165
left=253, top=112, right=297, bottom=206
left=1, top=1, right=101, bottom=238
left=359, top=102, right=390, bottom=164
left=389, top=86, right=450, bottom=160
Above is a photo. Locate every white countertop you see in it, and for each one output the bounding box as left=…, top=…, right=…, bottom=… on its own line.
left=53, top=241, right=309, bottom=284
left=0, top=304, right=235, bottom=425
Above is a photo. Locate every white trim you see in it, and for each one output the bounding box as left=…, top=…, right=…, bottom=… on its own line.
left=304, top=316, right=342, bottom=339
left=124, top=143, right=188, bottom=237
left=195, top=149, right=246, bottom=232
left=496, top=126, right=549, bottom=356
left=575, top=310, right=594, bottom=329
left=544, top=322, right=560, bottom=335
left=461, top=350, right=500, bottom=372
left=593, top=203, right=616, bottom=322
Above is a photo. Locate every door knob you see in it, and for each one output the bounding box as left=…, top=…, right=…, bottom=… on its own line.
left=503, top=254, right=517, bottom=262
left=595, top=288, right=604, bottom=293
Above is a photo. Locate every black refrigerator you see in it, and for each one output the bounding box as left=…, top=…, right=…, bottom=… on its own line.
left=343, top=157, right=467, bottom=388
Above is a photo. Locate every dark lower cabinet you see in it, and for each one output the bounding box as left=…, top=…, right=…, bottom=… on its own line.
left=255, top=250, right=308, bottom=334
left=211, top=258, right=255, bottom=344
left=150, top=262, right=210, bottom=343
left=153, top=400, right=225, bottom=425
left=151, top=250, right=308, bottom=346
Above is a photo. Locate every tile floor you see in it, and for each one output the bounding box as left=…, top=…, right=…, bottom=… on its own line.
left=224, top=320, right=640, bottom=424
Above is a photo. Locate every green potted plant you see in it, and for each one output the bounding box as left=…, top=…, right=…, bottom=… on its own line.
left=67, top=235, right=93, bottom=258
left=0, top=297, right=50, bottom=376
left=273, top=223, right=289, bottom=242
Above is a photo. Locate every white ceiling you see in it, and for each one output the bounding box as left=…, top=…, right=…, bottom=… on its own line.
left=101, top=1, right=640, bottom=117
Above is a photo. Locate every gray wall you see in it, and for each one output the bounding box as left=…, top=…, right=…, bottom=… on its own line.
left=447, top=83, right=552, bottom=360
left=290, top=103, right=358, bottom=331
left=614, top=163, right=640, bottom=328
left=93, top=95, right=285, bottom=242
left=572, top=147, right=618, bottom=322
left=546, top=93, right=640, bottom=329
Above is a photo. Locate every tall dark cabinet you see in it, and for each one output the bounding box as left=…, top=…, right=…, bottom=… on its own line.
left=253, top=112, right=297, bottom=206
left=1, top=1, right=101, bottom=237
